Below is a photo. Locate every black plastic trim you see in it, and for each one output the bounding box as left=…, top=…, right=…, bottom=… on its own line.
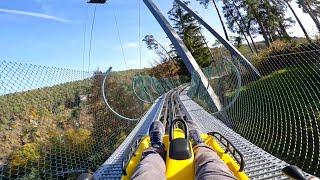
left=207, top=132, right=245, bottom=172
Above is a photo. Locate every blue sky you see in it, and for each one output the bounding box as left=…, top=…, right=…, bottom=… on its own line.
left=0, top=0, right=318, bottom=72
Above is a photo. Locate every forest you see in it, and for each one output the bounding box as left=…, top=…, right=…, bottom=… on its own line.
left=1, top=0, right=320, bottom=178
left=0, top=69, right=146, bottom=179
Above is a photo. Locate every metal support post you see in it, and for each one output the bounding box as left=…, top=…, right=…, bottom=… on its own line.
left=143, top=0, right=222, bottom=110
left=175, top=0, right=261, bottom=77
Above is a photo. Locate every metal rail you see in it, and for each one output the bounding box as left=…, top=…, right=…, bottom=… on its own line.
left=94, top=94, right=167, bottom=179
left=132, top=76, right=153, bottom=104
left=208, top=132, right=245, bottom=172
left=102, top=67, right=140, bottom=121
left=143, top=0, right=223, bottom=111
left=148, top=77, right=160, bottom=96
left=138, top=75, right=155, bottom=102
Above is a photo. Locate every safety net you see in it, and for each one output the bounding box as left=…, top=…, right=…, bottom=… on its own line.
left=0, top=61, right=187, bottom=179
left=188, top=41, right=320, bottom=176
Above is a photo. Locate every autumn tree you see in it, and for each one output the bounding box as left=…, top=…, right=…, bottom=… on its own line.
left=143, top=35, right=181, bottom=77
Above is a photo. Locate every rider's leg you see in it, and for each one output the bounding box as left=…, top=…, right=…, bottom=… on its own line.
left=131, top=121, right=166, bottom=180
left=188, top=120, right=236, bottom=180
left=193, top=144, right=236, bottom=180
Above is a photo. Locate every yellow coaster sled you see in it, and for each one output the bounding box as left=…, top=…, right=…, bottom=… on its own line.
left=122, top=119, right=249, bottom=180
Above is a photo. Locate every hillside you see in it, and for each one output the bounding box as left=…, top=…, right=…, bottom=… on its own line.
left=0, top=68, right=148, bottom=179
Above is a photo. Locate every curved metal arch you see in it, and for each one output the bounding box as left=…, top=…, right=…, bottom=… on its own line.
left=132, top=75, right=153, bottom=104
left=188, top=58, right=241, bottom=115
left=163, top=78, right=174, bottom=90
left=138, top=75, right=156, bottom=101
left=145, top=76, right=160, bottom=96
left=152, top=77, right=166, bottom=94
left=210, top=59, right=242, bottom=115
left=149, top=77, right=160, bottom=95
left=101, top=67, right=140, bottom=121
left=158, top=78, right=169, bottom=92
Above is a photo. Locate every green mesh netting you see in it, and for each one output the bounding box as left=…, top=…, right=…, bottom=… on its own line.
left=188, top=42, right=320, bottom=176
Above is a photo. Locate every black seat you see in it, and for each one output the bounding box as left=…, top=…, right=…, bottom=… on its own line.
left=169, top=119, right=192, bottom=160
left=169, top=138, right=192, bottom=160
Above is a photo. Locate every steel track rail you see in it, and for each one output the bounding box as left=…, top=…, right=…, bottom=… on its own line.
left=94, top=94, right=168, bottom=179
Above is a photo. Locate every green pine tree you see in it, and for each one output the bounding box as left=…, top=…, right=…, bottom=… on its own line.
left=168, top=1, right=212, bottom=70
left=221, top=0, right=295, bottom=47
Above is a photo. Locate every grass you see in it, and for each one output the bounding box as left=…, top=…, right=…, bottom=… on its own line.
left=224, top=64, right=320, bottom=175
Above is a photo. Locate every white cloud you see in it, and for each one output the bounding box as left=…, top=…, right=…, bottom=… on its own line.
left=124, top=42, right=139, bottom=49
left=114, top=42, right=139, bottom=50
left=0, top=8, right=72, bottom=23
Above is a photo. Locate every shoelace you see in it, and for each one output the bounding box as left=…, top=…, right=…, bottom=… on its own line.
left=150, top=131, right=161, bottom=145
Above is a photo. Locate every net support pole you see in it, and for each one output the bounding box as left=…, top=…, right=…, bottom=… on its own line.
left=143, top=0, right=223, bottom=111
left=175, top=0, right=261, bottom=77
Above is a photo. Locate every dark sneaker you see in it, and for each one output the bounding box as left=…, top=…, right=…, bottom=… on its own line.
left=149, top=121, right=165, bottom=148
left=189, top=129, right=203, bottom=146
left=186, top=120, right=203, bottom=146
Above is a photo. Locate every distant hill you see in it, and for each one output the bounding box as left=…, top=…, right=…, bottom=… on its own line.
left=0, top=67, right=149, bottom=179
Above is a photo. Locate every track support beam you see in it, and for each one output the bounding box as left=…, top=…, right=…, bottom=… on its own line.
left=143, top=0, right=223, bottom=111
left=175, top=0, right=261, bottom=77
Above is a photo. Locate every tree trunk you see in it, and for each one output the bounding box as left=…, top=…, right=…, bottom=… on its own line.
left=248, top=3, right=271, bottom=47
left=267, top=27, right=274, bottom=42
left=247, top=25, right=259, bottom=52
left=213, top=0, right=230, bottom=41
left=232, top=14, right=255, bottom=53
left=300, top=0, right=320, bottom=33
left=256, top=15, right=271, bottom=46
left=224, top=0, right=253, bottom=52
left=279, top=22, right=290, bottom=39
left=285, top=0, right=311, bottom=42
left=231, top=0, right=258, bottom=53
left=276, top=28, right=282, bottom=38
